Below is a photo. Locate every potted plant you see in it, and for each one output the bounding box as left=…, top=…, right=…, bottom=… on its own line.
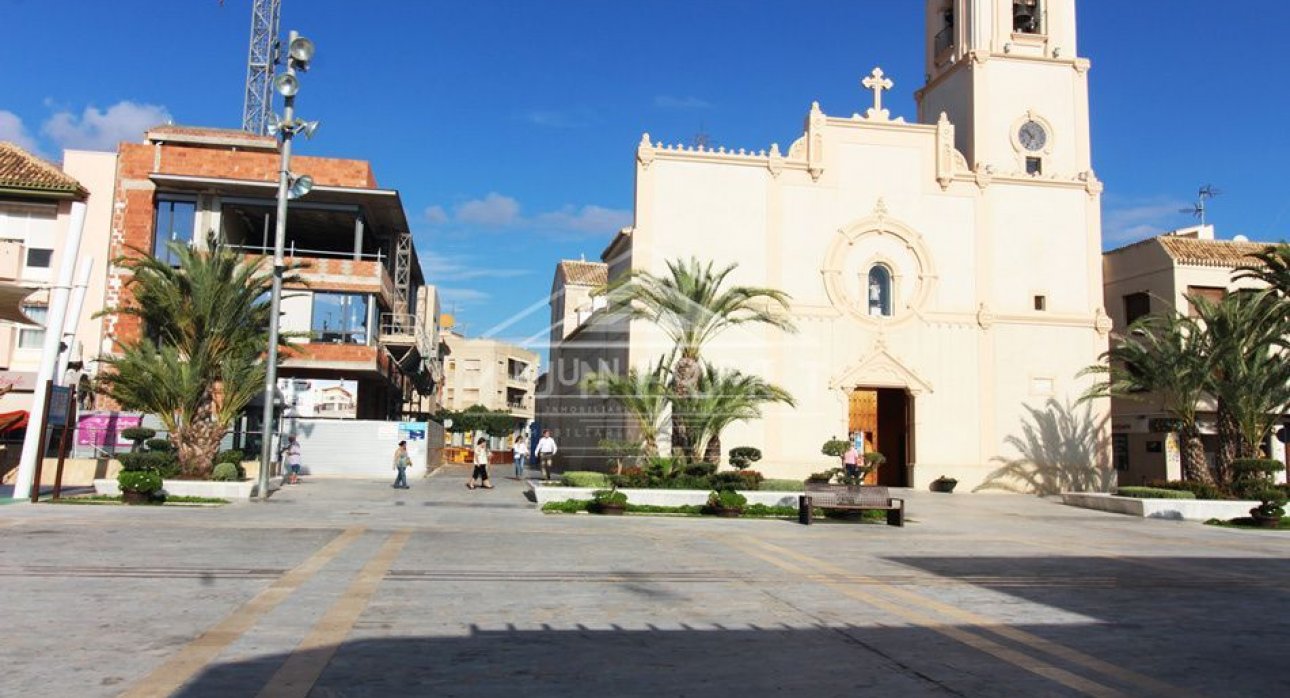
left=117, top=469, right=163, bottom=505
left=1232, top=459, right=1285, bottom=527
left=589, top=488, right=628, bottom=515
left=728, top=446, right=762, bottom=471
left=1248, top=486, right=1286, bottom=529
left=930, top=475, right=958, bottom=493
left=705, top=489, right=747, bottom=517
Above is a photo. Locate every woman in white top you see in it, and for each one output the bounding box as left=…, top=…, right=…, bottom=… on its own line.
left=468, top=437, right=493, bottom=490
left=512, top=435, right=529, bottom=480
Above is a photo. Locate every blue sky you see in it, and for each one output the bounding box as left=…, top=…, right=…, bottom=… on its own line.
left=2, top=1, right=1286, bottom=351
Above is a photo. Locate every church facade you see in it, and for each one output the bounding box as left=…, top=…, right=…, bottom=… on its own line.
left=542, top=0, right=1112, bottom=490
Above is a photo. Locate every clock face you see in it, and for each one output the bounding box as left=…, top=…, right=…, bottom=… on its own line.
left=1019, top=120, right=1047, bottom=151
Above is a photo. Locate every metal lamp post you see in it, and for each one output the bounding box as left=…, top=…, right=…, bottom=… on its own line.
left=257, top=30, right=317, bottom=500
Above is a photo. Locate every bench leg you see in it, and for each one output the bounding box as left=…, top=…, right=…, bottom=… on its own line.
left=799, top=496, right=812, bottom=525
left=887, top=506, right=904, bottom=527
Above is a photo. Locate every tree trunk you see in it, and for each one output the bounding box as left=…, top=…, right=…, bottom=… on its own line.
left=1215, top=401, right=1240, bottom=487
left=176, top=396, right=222, bottom=479
left=703, top=433, right=721, bottom=465
left=670, top=356, right=701, bottom=459
left=1179, top=425, right=1214, bottom=487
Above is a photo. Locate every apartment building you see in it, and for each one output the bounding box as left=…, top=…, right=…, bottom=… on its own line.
left=441, top=328, right=538, bottom=420
left=0, top=143, right=115, bottom=413
left=100, top=125, right=442, bottom=429
left=1103, top=224, right=1288, bottom=484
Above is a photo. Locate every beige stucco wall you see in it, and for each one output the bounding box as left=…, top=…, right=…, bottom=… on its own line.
left=442, top=332, right=539, bottom=419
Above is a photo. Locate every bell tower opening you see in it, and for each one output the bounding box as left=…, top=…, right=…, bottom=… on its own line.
left=1013, top=0, right=1042, bottom=34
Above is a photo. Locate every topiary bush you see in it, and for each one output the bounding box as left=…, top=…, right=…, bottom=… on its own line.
left=760, top=478, right=804, bottom=492
left=561, top=471, right=611, bottom=488
left=146, top=438, right=173, bottom=453
left=821, top=439, right=849, bottom=459
left=121, top=427, right=157, bottom=452
left=712, top=470, right=763, bottom=491
left=706, top=489, right=747, bottom=512
left=118, top=469, right=162, bottom=494
left=728, top=446, right=762, bottom=470
left=590, top=488, right=627, bottom=506
left=216, top=449, right=244, bottom=464
left=211, top=462, right=240, bottom=482
left=1115, top=486, right=1196, bottom=500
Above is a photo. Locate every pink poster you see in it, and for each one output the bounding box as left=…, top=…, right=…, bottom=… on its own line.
left=76, top=413, right=142, bottom=448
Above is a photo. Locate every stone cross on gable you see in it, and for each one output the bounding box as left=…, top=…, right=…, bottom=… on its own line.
left=862, top=67, right=894, bottom=120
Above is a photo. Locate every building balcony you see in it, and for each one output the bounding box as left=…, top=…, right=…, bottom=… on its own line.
left=232, top=245, right=396, bottom=310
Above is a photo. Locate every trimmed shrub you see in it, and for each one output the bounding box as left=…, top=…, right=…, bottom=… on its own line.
left=216, top=449, right=244, bottom=464
left=1232, top=458, right=1285, bottom=478
left=561, top=471, right=611, bottom=488
left=145, top=438, right=173, bottom=453
left=591, top=488, right=627, bottom=506
left=728, top=447, right=762, bottom=470
left=611, top=466, right=651, bottom=489
left=706, top=489, right=747, bottom=510
left=121, top=427, right=157, bottom=447
left=118, top=469, right=162, bottom=494
left=118, top=451, right=168, bottom=472
left=821, top=439, right=849, bottom=459
left=712, top=470, right=764, bottom=491
left=760, top=479, right=804, bottom=492
left=1115, top=486, right=1196, bottom=500
left=682, top=462, right=717, bottom=478
left=1146, top=480, right=1227, bottom=500
left=211, top=462, right=240, bottom=482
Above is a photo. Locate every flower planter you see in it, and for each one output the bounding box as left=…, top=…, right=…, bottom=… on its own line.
left=929, top=479, right=957, bottom=493
left=589, top=502, right=626, bottom=516
left=1252, top=514, right=1283, bottom=529
left=121, top=490, right=151, bottom=505
left=706, top=506, right=743, bottom=518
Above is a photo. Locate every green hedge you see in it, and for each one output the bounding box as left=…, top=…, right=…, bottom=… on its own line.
left=760, top=479, right=804, bottom=492
left=1116, top=486, right=1196, bottom=500
left=561, top=471, right=611, bottom=488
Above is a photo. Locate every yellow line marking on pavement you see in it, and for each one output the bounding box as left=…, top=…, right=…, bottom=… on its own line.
left=743, top=536, right=1191, bottom=698
left=122, top=526, right=366, bottom=698
left=726, top=537, right=1126, bottom=698
left=257, top=528, right=412, bottom=698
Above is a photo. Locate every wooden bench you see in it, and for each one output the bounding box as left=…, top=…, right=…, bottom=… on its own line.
left=799, top=483, right=904, bottom=527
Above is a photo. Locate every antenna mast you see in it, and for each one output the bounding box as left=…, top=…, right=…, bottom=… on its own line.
left=242, top=0, right=282, bottom=135
left=1180, top=184, right=1221, bottom=227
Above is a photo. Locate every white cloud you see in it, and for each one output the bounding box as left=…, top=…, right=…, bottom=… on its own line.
left=455, top=192, right=522, bottom=227
left=438, top=287, right=491, bottom=305
left=41, top=101, right=171, bottom=151
left=421, top=251, right=529, bottom=281
left=424, top=205, right=449, bottom=225
left=654, top=95, right=713, bottom=110
left=1103, top=197, right=1190, bottom=244
left=0, top=110, right=38, bottom=151
left=534, top=204, right=632, bottom=234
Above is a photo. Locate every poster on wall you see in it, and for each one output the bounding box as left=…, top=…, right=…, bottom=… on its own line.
left=278, top=378, right=359, bottom=419
left=76, top=412, right=142, bottom=449
left=398, top=421, right=429, bottom=464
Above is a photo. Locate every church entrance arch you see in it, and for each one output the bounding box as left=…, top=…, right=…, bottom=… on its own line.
left=848, top=387, right=913, bottom=487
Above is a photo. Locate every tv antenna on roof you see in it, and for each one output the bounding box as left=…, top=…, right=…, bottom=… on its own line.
left=1179, top=184, right=1220, bottom=226
left=692, top=122, right=711, bottom=149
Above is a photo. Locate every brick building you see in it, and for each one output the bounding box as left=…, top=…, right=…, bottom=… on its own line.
left=102, top=125, right=441, bottom=431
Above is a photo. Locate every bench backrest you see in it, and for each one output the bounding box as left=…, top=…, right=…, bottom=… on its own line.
left=804, top=482, right=890, bottom=506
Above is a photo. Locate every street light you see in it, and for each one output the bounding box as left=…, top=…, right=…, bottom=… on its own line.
left=258, top=30, right=317, bottom=501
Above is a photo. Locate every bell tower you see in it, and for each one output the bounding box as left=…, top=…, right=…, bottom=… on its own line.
left=916, top=0, right=1091, bottom=179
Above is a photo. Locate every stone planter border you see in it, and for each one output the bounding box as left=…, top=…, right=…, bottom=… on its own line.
left=1061, top=492, right=1260, bottom=521
left=529, top=482, right=800, bottom=508
left=94, top=477, right=283, bottom=501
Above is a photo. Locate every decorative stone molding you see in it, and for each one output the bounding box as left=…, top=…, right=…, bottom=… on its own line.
left=821, top=202, right=937, bottom=327
left=1072, top=58, right=1091, bottom=74
left=1079, top=170, right=1104, bottom=196
left=976, top=303, right=995, bottom=330
left=935, top=112, right=956, bottom=190
left=807, top=101, right=826, bottom=181
left=637, top=132, right=655, bottom=170
left=767, top=143, right=784, bottom=178
left=1094, top=307, right=1113, bottom=336
left=973, top=163, right=994, bottom=190
left=829, top=345, right=935, bottom=396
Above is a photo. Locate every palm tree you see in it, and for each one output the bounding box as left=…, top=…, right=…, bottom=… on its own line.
left=581, top=357, right=672, bottom=459
left=1193, top=291, right=1290, bottom=481
left=671, top=364, right=795, bottom=464
left=605, top=258, right=796, bottom=456
left=97, top=236, right=297, bottom=478
left=1081, top=310, right=1214, bottom=485
left=1233, top=243, right=1290, bottom=297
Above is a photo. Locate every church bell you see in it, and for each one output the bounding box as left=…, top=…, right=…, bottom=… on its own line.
left=1012, top=0, right=1040, bottom=33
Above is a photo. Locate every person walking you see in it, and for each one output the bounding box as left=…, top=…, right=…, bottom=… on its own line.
left=392, top=440, right=411, bottom=489
left=468, top=436, right=493, bottom=490
left=534, top=429, right=558, bottom=481
left=512, top=433, right=529, bottom=480
left=285, top=436, right=303, bottom=485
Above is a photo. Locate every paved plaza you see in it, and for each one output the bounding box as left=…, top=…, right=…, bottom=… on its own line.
left=0, top=467, right=1287, bottom=697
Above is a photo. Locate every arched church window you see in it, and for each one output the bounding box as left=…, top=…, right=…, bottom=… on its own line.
left=867, top=265, right=892, bottom=317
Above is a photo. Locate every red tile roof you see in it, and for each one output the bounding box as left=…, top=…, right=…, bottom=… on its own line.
left=1157, top=236, right=1273, bottom=267
left=558, top=260, right=608, bottom=286
left=0, top=142, right=85, bottom=196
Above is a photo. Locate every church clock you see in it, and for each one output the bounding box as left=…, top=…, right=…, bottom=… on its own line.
left=1018, top=120, right=1047, bottom=151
